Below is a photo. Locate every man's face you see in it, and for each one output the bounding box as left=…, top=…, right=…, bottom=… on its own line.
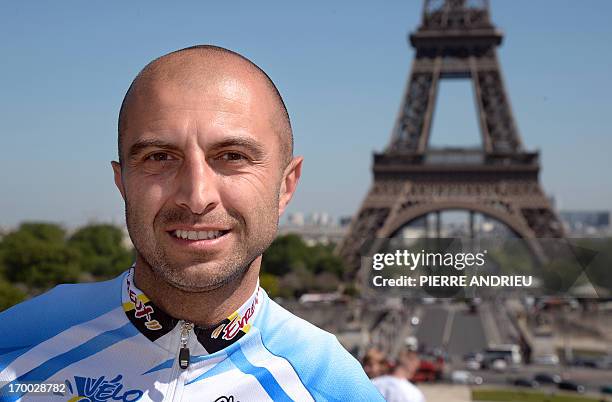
left=113, top=71, right=299, bottom=292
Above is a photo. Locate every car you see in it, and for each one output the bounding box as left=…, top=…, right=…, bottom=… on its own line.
left=467, top=299, right=480, bottom=314
left=532, top=354, right=560, bottom=366
left=463, top=352, right=484, bottom=363
left=412, top=354, right=445, bottom=382
left=451, top=370, right=483, bottom=385
left=483, top=345, right=522, bottom=366
left=570, top=356, right=599, bottom=368
left=601, top=385, right=612, bottom=395
left=465, top=359, right=481, bottom=370
left=422, top=297, right=436, bottom=304
left=491, top=359, right=508, bottom=372
left=513, top=378, right=539, bottom=388
left=558, top=380, right=585, bottom=393
left=534, top=373, right=561, bottom=384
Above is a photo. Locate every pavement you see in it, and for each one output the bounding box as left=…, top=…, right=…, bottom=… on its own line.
left=419, top=384, right=471, bottom=402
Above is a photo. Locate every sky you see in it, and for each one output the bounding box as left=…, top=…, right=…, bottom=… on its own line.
left=1, top=0, right=611, bottom=228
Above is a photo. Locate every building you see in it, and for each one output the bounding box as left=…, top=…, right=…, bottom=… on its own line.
left=559, top=210, right=610, bottom=235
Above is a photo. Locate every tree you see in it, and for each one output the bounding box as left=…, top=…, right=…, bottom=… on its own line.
left=261, top=234, right=347, bottom=298
left=261, top=234, right=311, bottom=276
left=259, top=273, right=280, bottom=298
left=68, top=224, right=134, bottom=278
left=1, top=223, right=80, bottom=288
left=0, top=280, right=26, bottom=311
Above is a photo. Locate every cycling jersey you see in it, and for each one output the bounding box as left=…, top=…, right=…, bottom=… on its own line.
left=0, top=268, right=384, bottom=401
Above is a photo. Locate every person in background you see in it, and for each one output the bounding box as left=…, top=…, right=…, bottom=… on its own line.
left=363, top=348, right=388, bottom=379
left=372, top=349, right=426, bottom=402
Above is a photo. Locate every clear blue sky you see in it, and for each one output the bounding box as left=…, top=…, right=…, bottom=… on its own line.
left=1, top=0, right=611, bottom=228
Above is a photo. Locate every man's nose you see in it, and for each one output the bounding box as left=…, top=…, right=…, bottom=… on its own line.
left=175, top=156, right=218, bottom=215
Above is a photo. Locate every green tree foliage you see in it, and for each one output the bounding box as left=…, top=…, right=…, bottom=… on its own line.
left=0, top=280, right=26, bottom=311
left=68, top=224, right=134, bottom=278
left=1, top=223, right=80, bottom=288
left=261, top=234, right=345, bottom=297
left=259, top=272, right=280, bottom=298
left=261, top=234, right=310, bottom=276
left=262, top=235, right=344, bottom=277
left=0, top=224, right=350, bottom=308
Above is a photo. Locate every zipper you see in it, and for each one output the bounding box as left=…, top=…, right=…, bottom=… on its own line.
left=178, top=321, right=194, bottom=369
left=166, top=320, right=193, bottom=401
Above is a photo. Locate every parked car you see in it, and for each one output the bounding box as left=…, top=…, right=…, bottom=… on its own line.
left=465, top=359, right=481, bottom=371
left=411, top=354, right=445, bottom=382
left=532, top=354, right=560, bottom=366
left=570, top=356, right=598, bottom=368
left=534, top=373, right=561, bottom=384
left=482, top=344, right=522, bottom=367
left=558, top=380, right=585, bottom=393
left=463, top=352, right=483, bottom=363
left=491, top=359, right=508, bottom=372
left=601, top=385, right=612, bottom=395
left=513, top=378, right=539, bottom=388
left=451, top=370, right=483, bottom=385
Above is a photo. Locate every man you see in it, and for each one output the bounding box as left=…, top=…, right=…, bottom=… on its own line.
left=372, top=350, right=426, bottom=402
left=0, top=46, right=384, bottom=401
left=362, top=348, right=388, bottom=379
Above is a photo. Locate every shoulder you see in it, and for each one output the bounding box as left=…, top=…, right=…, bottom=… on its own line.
left=0, top=272, right=126, bottom=350
left=372, top=376, right=425, bottom=402
left=254, top=293, right=384, bottom=401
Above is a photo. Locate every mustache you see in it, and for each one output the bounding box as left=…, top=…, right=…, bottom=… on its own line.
left=156, top=206, right=238, bottom=229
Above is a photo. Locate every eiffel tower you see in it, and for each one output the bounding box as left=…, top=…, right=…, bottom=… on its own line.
left=338, top=0, right=564, bottom=280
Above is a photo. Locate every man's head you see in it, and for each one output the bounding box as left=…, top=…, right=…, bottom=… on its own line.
left=112, top=45, right=302, bottom=292
left=363, top=348, right=388, bottom=378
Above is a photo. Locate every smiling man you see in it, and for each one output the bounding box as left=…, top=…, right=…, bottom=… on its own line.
left=0, top=46, right=384, bottom=401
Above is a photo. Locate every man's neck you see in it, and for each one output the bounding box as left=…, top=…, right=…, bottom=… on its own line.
left=133, top=256, right=261, bottom=327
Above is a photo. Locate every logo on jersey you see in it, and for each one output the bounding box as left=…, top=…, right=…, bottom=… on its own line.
left=214, top=396, right=239, bottom=402
left=60, top=374, right=144, bottom=402
left=126, top=276, right=162, bottom=331
left=212, top=291, right=259, bottom=341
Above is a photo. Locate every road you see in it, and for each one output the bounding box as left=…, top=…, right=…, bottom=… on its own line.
left=415, top=303, right=488, bottom=360
left=414, top=302, right=612, bottom=393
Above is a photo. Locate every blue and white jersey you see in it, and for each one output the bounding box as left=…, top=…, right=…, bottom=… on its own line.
left=0, top=268, right=384, bottom=401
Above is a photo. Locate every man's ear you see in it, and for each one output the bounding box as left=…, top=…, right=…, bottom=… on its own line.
left=278, top=156, right=303, bottom=217
left=111, top=161, right=126, bottom=201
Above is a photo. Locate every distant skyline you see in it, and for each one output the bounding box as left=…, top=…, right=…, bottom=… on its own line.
left=1, top=0, right=611, bottom=228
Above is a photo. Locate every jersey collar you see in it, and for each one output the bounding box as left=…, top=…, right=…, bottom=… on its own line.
left=122, top=266, right=262, bottom=354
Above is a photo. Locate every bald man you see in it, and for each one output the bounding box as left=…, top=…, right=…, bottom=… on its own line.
left=0, top=46, right=384, bottom=401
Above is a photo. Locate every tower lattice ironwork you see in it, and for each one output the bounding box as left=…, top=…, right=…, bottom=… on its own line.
left=337, top=0, right=564, bottom=281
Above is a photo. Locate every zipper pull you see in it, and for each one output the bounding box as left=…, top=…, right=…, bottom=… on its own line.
left=178, top=321, right=194, bottom=369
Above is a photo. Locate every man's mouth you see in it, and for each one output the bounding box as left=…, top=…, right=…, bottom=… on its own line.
left=170, top=229, right=229, bottom=241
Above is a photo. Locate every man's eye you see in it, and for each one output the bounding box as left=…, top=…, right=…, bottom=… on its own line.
left=146, top=152, right=175, bottom=162
left=220, top=152, right=247, bottom=162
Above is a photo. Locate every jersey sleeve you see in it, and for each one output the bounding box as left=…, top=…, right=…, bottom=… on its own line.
left=255, top=298, right=385, bottom=401
left=0, top=273, right=125, bottom=373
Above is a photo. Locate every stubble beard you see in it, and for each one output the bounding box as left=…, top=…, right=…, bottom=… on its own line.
left=124, top=198, right=278, bottom=293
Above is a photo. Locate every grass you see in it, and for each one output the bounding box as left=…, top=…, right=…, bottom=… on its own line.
left=472, top=388, right=605, bottom=402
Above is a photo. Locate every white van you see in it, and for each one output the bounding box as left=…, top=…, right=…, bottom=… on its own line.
left=483, top=344, right=522, bottom=366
